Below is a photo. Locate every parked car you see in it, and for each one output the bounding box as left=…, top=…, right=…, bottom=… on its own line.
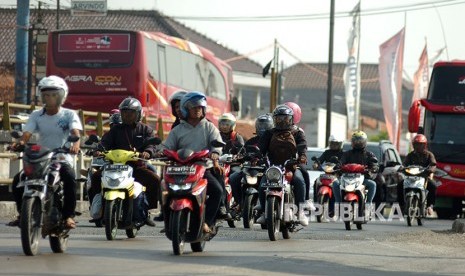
left=305, top=147, right=326, bottom=200
left=343, top=140, right=403, bottom=207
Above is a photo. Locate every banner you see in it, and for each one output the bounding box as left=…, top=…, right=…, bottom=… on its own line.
left=343, top=1, right=361, bottom=132
left=378, top=28, right=405, bottom=150
left=412, top=44, right=429, bottom=103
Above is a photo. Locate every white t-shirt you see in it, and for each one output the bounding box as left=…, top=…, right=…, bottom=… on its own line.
left=24, top=107, right=83, bottom=150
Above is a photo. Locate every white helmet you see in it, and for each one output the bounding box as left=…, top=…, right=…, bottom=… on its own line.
left=37, top=75, right=69, bottom=106
left=328, top=134, right=343, bottom=151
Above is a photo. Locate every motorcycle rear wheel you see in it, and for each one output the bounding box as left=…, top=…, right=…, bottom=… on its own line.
left=171, top=209, right=188, bottom=255
left=20, top=197, right=42, bottom=256
left=266, top=197, right=280, bottom=241
left=50, top=234, right=68, bottom=253
left=126, top=227, right=138, bottom=238
left=104, top=199, right=119, bottom=240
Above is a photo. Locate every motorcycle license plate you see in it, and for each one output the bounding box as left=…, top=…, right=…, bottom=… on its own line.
left=166, top=166, right=196, bottom=175
left=104, top=164, right=129, bottom=171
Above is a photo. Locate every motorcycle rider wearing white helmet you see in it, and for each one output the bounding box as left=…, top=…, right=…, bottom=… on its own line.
left=161, top=91, right=230, bottom=233
left=8, top=75, right=83, bottom=229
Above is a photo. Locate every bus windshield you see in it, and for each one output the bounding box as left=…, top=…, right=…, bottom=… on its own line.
left=52, top=32, right=136, bottom=68
left=424, top=112, right=465, bottom=163
left=428, top=66, right=465, bottom=103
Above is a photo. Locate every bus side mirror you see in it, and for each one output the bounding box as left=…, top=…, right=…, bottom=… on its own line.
left=231, top=96, right=240, bottom=112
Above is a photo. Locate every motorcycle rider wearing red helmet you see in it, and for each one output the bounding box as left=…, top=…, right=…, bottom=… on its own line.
left=396, top=134, right=437, bottom=216
left=161, top=91, right=230, bottom=233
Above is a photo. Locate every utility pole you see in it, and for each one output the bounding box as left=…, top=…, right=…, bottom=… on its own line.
left=56, top=0, right=60, bottom=29
left=15, top=0, right=30, bottom=104
left=325, top=0, right=335, bottom=147
left=269, top=39, right=279, bottom=112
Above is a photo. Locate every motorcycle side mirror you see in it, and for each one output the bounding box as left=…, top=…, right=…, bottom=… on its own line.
left=87, top=134, right=100, bottom=144
left=67, top=135, right=80, bottom=143
left=311, top=156, right=317, bottom=161
left=11, top=130, right=23, bottom=139
left=210, top=140, right=226, bottom=148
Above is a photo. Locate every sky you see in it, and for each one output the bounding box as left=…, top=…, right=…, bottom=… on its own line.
left=3, top=0, right=465, bottom=79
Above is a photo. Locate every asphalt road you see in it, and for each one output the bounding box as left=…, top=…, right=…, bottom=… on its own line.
left=0, top=213, right=464, bottom=276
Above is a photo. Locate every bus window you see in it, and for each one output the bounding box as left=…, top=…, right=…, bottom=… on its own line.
left=428, top=66, right=465, bottom=103
left=53, top=32, right=136, bottom=68
left=145, top=37, right=159, bottom=81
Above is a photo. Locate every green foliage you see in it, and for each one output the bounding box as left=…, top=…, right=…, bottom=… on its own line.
left=369, top=131, right=389, bottom=142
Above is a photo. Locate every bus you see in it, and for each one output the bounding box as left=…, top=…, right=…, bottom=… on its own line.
left=408, top=60, right=465, bottom=219
left=46, top=29, right=238, bottom=125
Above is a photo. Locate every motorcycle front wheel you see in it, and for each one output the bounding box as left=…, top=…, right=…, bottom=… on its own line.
left=104, top=199, right=119, bottom=240
left=20, top=197, right=42, bottom=256
left=171, top=209, right=188, bottom=255
left=316, top=194, right=329, bottom=223
left=50, top=234, right=68, bottom=253
left=406, top=196, right=418, bottom=227
left=266, top=197, right=280, bottom=241
left=242, top=194, right=255, bottom=229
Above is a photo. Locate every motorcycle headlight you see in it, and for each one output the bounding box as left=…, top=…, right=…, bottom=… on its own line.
left=104, top=175, right=126, bottom=187
left=266, top=167, right=281, bottom=182
left=434, top=168, right=448, bottom=178
left=169, top=183, right=193, bottom=191
left=245, top=175, right=258, bottom=185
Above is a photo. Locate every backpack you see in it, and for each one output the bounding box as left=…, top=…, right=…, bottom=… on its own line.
left=268, top=129, right=298, bottom=165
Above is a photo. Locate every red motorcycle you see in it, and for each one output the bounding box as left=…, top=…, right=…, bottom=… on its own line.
left=311, top=157, right=338, bottom=223
left=161, top=142, right=224, bottom=255
left=219, top=153, right=240, bottom=228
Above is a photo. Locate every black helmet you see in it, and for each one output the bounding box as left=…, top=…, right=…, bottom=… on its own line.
left=109, top=113, right=122, bottom=127
left=255, top=113, right=273, bottom=137
left=272, top=104, right=294, bottom=130
left=169, top=90, right=188, bottom=116
left=351, top=130, right=368, bottom=150
left=118, top=97, right=143, bottom=122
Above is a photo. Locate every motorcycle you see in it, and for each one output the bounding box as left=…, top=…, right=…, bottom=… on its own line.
left=218, top=153, right=240, bottom=228
left=86, top=134, right=159, bottom=240
left=339, top=163, right=372, bottom=231
left=79, top=137, right=105, bottom=227
left=9, top=130, right=79, bottom=256
left=311, top=156, right=338, bottom=223
left=400, top=165, right=429, bottom=226
left=161, top=140, right=225, bottom=255
left=240, top=145, right=265, bottom=229
left=263, top=144, right=307, bottom=241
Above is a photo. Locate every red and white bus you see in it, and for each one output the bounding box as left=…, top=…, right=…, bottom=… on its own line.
left=409, top=61, right=465, bottom=219
left=46, top=29, right=237, bottom=125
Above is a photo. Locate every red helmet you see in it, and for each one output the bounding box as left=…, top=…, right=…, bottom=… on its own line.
left=413, top=134, right=427, bottom=144
left=412, top=134, right=427, bottom=153
left=284, top=102, right=302, bottom=124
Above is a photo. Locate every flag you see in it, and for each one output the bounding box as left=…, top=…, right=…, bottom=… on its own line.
left=343, top=1, right=361, bottom=132
left=412, top=44, right=429, bottom=103
left=429, top=47, right=446, bottom=66
left=379, top=27, right=405, bottom=150
left=262, top=59, right=273, bottom=77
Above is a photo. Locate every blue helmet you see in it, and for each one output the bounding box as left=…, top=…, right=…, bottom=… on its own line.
left=180, top=91, right=207, bottom=119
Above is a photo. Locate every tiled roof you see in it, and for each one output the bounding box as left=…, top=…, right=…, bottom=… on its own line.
left=0, top=8, right=263, bottom=74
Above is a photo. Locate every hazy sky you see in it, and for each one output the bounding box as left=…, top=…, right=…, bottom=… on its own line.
left=4, top=0, right=465, bottom=78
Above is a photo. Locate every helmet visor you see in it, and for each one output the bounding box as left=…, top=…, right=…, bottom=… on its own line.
left=352, top=137, right=366, bottom=149
left=274, top=115, right=292, bottom=129
left=184, top=98, right=206, bottom=110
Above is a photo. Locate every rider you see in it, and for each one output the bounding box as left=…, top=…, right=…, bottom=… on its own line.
left=162, top=91, right=230, bottom=233
left=332, top=131, right=378, bottom=210
left=396, top=134, right=437, bottom=216
left=229, top=113, right=274, bottom=211
left=7, top=75, right=82, bottom=229
left=169, top=90, right=188, bottom=129
left=313, top=134, right=344, bottom=213
left=218, top=112, right=245, bottom=158
left=89, top=97, right=160, bottom=227
left=256, top=104, right=309, bottom=226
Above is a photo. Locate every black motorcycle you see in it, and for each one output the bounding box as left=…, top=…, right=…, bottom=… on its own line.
left=10, top=131, right=79, bottom=256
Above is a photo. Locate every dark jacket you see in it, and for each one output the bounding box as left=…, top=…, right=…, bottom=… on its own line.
left=259, top=127, right=307, bottom=165
left=340, top=148, right=378, bottom=169
left=171, top=118, right=181, bottom=130
left=404, top=150, right=437, bottom=172
left=318, top=149, right=344, bottom=164
left=101, top=122, right=156, bottom=157
left=220, top=131, right=245, bottom=154
left=245, top=135, right=260, bottom=147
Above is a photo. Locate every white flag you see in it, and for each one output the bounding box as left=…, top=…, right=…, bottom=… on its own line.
left=412, top=44, right=429, bottom=103
left=343, top=1, right=361, bottom=132
left=379, top=28, right=405, bottom=150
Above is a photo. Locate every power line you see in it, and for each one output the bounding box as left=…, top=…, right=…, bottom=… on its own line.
left=169, top=0, right=465, bottom=22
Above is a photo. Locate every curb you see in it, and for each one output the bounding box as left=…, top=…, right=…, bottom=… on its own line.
left=0, top=201, right=89, bottom=218
left=452, top=219, right=465, bottom=233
